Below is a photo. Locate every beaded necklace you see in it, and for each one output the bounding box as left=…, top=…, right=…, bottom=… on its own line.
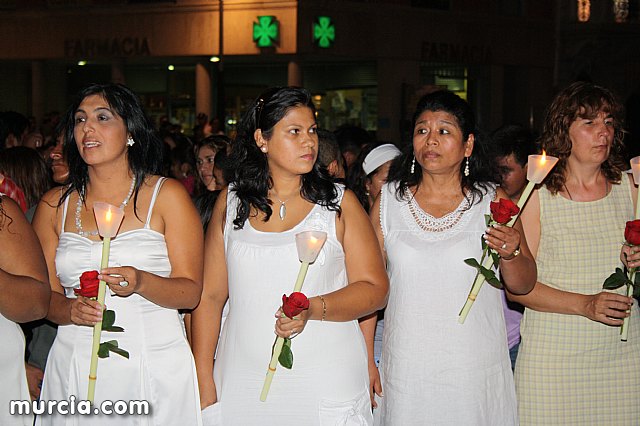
left=75, top=176, right=136, bottom=237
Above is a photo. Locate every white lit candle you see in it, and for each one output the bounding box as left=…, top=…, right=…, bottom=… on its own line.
left=459, top=151, right=559, bottom=324
left=87, top=202, right=125, bottom=403
left=260, top=231, right=328, bottom=401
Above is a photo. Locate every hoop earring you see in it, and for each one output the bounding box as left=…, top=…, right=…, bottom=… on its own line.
left=127, top=137, right=135, bottom=147
left=464, top=157, right=470, bottom=177
left=410, top=156, right=415, bottom=174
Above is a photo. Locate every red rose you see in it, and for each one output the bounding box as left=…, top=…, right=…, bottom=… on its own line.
left=74, top=270, right=100, bottom=298
left=282, top=292, right=310, bottom=319
left=625, top=220, right=640, bottom=246
left=490, top=198, right=520, bottom=224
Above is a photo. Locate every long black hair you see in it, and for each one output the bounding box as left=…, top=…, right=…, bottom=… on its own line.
left=228, top=87, right=340, bottom=229
left=60, top=83, right=163, bottom=213
left=387, top=90, right=498, bottom=205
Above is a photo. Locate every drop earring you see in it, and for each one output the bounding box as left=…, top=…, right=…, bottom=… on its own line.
left=464, top=157, right=470, bottom=177
left=127, top=137, right=135, bottom=147
left=410, top=156, right=416, bottom=174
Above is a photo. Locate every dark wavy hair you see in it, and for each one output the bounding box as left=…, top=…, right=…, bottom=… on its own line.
left=492, top=124, right=538, bottom=167
left=228, top=86, right=340, bottom=229
left=60, top=83, right=163, bottom=213
left=0, top=147, right=51, bottom=209
left=541, top=81, right=626, bottom=194
left=387, top=90, right=498, bottom=205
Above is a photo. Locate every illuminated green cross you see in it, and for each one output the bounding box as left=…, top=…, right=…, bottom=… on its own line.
left=313, top=16, right=335, bottom=48
left=253, top=16, right=279, bottom=48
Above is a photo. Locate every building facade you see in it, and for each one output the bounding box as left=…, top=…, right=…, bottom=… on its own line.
left=0, top=0, right=566, bottom=142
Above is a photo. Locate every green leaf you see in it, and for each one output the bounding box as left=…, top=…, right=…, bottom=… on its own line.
left=490, top=251, right=500, bottom=269
left=102, top=310, right=115, bottom=329
left=603, top=268, right=631, bottom=290
left=108, top=346, right=129, bottom=359
left=278, top=338, right=293, bottom=369
left=97, top=343, right=110, bottom=358
left=98, top=340, right=129, bottom=359
left=103, top=340, right=129, bottom=359
left=101, top=309, right=124, bottom=332
left=464, top=258, right=481, bottom=269
left=479, top=265, right=503, bottom=289
left=484, top=214, right=491, bottom=227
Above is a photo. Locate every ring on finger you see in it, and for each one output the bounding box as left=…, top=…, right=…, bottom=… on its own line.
left=501, top=242, right=507, bottom=250
left=119, top=280, right=129, bottom=287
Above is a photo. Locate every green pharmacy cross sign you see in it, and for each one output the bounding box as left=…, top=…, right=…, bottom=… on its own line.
left=313, top=16, right=335, bottom=48
left=253, top=16, right=279, bottom=48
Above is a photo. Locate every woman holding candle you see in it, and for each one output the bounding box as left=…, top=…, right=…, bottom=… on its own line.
left=0, top=195, right=50, bottom=425
left=33, top=83, right=203, bottom=425
left=510, top=81, right=640, bottom=424
left=369, top=90, right=536, bottom=425
left=191, top=86, right=388, bottom=425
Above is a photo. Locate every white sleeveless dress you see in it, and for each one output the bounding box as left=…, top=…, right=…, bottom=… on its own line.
left=0, top=193, right=32, bottom=425
left=374, top=182, right=517, bottom=426
left=37, top=178, right=202, bottom=426
left=208, top=185, right=372, bottom=426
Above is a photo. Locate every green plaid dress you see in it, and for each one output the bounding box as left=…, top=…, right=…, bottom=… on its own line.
left=515, top=181, right=640, bottom=425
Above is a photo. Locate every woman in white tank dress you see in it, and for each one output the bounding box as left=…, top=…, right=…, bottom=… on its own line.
left=33, top=83, right=203, bottom=425
left=367, top=91, right=537, bottom=425
left=0, top=195, right=50, bottom=425
left=191, top=87, right=389, bottom=426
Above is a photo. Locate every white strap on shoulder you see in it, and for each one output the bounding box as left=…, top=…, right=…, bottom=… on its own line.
left=61, top=187, right=71, bottom=231
left=145, top=177, right=167, bottom=227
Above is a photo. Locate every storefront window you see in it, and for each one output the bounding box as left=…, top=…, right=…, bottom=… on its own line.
left=313, top=88, right=377, bottom=132
left=421, top=63, right=467, bottom=99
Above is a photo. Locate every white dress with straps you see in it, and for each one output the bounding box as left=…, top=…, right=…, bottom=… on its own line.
left=37, top=178, right=202, bottom=425
left=206, top=185, right=372, bottom=426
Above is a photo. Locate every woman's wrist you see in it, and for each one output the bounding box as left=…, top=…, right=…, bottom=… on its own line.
left=310, top=295, right=327, bottom=321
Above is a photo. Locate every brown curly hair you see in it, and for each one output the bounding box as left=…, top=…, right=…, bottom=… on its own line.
left=541, top=81, right=627, bottom=194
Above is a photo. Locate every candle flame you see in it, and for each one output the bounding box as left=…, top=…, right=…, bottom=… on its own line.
left=540, top=150, right=547, bottom=164
left=106, top=209, right=112, bottom=222
left=310, top=237, right=318, bottom=244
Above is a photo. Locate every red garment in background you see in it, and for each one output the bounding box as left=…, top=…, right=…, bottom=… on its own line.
left=0, top=174, right=27, bottom=212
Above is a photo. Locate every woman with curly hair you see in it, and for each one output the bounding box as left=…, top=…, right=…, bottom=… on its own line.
left=191, top=86, right=388, bottom=425
left=510, top=81, right=640, bottom=424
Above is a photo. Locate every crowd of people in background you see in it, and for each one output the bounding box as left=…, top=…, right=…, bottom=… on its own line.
left=0, top=80, right=638, bottom=425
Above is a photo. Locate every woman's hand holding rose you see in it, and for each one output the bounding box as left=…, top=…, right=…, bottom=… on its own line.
left=581, top=291, right=633, bottom=326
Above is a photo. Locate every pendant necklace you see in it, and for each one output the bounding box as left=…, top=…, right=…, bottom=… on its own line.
left=272, top=194, right=291, bottom=221
left=75, top=176, right=136, bottom=237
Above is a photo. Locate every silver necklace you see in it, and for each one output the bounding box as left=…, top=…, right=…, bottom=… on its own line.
left=75, top=176, right=136, bottom=237
left=271, top=193, right=291, bottom=221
